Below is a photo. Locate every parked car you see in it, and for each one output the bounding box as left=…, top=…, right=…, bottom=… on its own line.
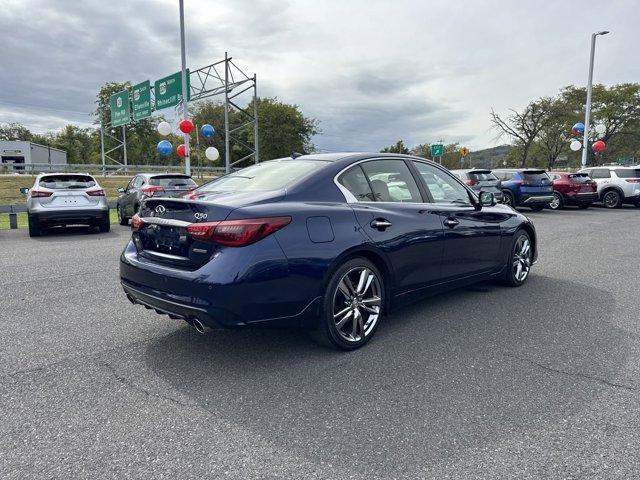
left=116, top=173, right=197, bottom=225
left=20, top=173, right=110, bottom=237
left=492, top=169, right=554, bottom=211
left=547, top=171, right=598, bottom=210
left=450, top=168, right=504, bottom=203
left=120, top=153, right=538, bottom=350
left=577, top=166, right=640, bottom=208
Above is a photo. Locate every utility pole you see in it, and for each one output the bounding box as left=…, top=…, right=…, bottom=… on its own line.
left=178, top=0, right=191, bottom=175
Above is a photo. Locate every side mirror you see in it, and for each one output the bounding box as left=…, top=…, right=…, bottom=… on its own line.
left=479, top=191, right=495, bottom=207
left=117, top=187, right=126, bottom=193
left=20, top=187, right=29, bottom=195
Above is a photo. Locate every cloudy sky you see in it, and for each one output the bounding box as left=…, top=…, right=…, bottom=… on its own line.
left=0, top=0, right=638, bottom=152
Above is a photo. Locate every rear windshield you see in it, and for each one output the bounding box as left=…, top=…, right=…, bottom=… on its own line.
left=197, top=160, right=327, bottom=193
left=615, top=169, right=640, bottom=178
left=149, top=176, right=197, bottom=188
left=39, top=175, right=96, bottom=189
left=523, top=171, right=550, bottom=183
left=468, top=171, right=498, bottom=182
left=568, top=173, right=592, bottom=183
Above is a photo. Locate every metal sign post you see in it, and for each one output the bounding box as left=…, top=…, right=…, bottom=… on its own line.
left=178, top=0, right=190, bottom=176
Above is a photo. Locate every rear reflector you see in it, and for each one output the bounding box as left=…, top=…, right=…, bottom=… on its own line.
left=131, top=214, right=145, bottom=231
left=86, top=188, right=105, bottom=196
left=30, top=190, right=52, bottom=198
left=186, top=216, right=292, bottom=247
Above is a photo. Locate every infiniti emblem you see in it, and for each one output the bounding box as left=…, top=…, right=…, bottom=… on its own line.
left=155, top=205, right=166, bottom=215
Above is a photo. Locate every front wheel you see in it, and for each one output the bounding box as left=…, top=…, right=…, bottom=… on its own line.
left=502, top=231, right=533, bottom=287
left=549, top=192, right=564, bottom=210
left=312, top=258, right=385, bottom=350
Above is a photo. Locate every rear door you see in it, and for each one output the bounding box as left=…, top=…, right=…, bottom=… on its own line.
left=124, top=175, right=145, bottom=216
left=338, top=159, right=445, bottom=292
left=411, top=161, right=504, bottom=279
left=520, top=170, right=553, bottom=196
left=36, top=174, right=102, bottom=209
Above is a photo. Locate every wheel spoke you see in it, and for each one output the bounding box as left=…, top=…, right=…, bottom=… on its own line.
left=357, top=310, right=365, bottom=337
left=338, top=280, right=352, bottom=300
left=515, top=262, right=522, bottom=279
left=361, top=296, right=381, bottom=306
left=521, top=240, right=530, bottom=256
left=356, top=268, right=369, bottom=294
left=351, top=309, right=359, bottom=337
left=343, top=275, right=357, bottom=297
left=361, top=274, right=374, bottom=296
left=335, top=309, right=353, bottom=329
left=360, top=304, right=380, bottom=315
left=333, top=306, right=351, bottom=319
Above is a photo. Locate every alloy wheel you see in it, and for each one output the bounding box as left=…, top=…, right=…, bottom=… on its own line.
left=549, top=193, right=561, bottom=210
left=603, top=191, right=619, bottom=208
left=332, top=267, right=382, bottom=343
left=512, top=235, right=532, bottom=282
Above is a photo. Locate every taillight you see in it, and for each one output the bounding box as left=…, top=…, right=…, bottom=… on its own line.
left=131, top=214, right=145, bottom=231
left=186, top=216, right=291, bottom=247
left=465, top=179, right=478, bottom=186
left=142, top=186, right=165, bottom=195
left=30, top=190, right=52, bottom=198
left=86, top=188, right=105, bottom=196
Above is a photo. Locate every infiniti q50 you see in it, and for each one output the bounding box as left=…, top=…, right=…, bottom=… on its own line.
left=120, top=153, right=537, bottom=350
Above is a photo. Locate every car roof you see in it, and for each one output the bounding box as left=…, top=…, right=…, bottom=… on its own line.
left=36, top=172, right=94, bottom=178
left=137, top=173, right=192, bottom=178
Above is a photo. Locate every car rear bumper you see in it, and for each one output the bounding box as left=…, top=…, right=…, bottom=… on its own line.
left=520, top=194, right=553, bottom=205
left=29, top=208, right=109, bottom=225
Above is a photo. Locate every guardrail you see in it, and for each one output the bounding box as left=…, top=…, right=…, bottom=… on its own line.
left=0, top=163, right=226, bottom=176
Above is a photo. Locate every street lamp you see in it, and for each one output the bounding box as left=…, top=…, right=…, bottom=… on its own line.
left=581, top=30, right=609, bottom=168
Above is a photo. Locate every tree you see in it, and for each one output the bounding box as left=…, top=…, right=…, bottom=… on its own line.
left=380, top=140, right=410, bottom=154
left=0, top=123, right=36, bottom=141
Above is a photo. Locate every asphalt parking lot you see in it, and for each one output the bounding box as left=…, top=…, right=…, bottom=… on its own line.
left=1, top=206, right=639, bottom=479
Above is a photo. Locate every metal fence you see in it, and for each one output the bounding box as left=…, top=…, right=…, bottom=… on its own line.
left=0, top=163, right=226, bottom=176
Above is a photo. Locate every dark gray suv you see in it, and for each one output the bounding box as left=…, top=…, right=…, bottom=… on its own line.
left=450, top=168, right=504, bottom=203
left=116, top=174, right=197, bottom=225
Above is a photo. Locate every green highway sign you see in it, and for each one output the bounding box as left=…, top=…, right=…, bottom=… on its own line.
left=132, top=80, right=151, bottom=120
left=154, top=70, right=190, bottom=110
left=431, top=144, right=444, bottom=157
left=109, top=90, right=130, bottom=127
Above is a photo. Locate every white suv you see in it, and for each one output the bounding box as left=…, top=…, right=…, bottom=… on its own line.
left=578, top=166, right=640, bottom=208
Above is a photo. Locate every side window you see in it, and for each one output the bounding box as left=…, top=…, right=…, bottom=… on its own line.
left=412, top=161, right=472, bottom=205
left=360, top=160, right=423, bottom=202
left=338, top=166, right=375, bottom=202
left=133, top=176, right=145, bottom=188
left=590, top=169, right=611, bottom=179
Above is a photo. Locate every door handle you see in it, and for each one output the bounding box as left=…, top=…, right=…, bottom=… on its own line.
left=443, top=217, right=459, bottom=228
left=370, top=218, right=392, bottom=230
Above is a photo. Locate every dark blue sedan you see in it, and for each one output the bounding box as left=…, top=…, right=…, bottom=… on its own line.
left=120, top=153, right=537, bottom=350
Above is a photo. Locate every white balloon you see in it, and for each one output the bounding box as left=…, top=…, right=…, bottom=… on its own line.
left=205, top=147, right=220, bottom=161
left=157, top=121, right=172, bottom=136
left=595, top=123, right=606, bottom=134
left=570, top=140, right=582, bottom=151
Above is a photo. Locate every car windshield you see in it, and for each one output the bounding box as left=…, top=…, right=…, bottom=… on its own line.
left=39, top=175, right=96, bottom=189
left=568, top=173, right=591, bottom=183
left=149, top=176, right=197, bottom=188
left=615, top=169, right=640, bottom=178
left=197, top=160, right=328, bottom=193
left=468, top=171, right=498, bottom=181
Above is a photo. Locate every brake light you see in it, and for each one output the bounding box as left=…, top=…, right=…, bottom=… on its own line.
left=30, top=190, right=52, bottom=198
left=131, top=214, right=145, bottom=231
left=186, top=216, right=292, bottom=247
left=142, top=186, right=165, bottom=195
left=465, top=179, right=478, bottom=186
left=86, top=188, right=105, bottom=196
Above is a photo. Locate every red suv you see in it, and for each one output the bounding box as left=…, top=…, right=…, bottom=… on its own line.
left=547, top=171, right=598, bottom=210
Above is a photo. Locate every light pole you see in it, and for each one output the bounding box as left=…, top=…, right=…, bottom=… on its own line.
left=178, top=0, right=190, bottom=175
left=581, top=30, right=609, bottom=168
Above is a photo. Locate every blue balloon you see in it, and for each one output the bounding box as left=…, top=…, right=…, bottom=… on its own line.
left=201, top=124, right=215, bottom=138
left=157, top=140, right=173, bottom=156
left=572, top=122, right=585, bottom=134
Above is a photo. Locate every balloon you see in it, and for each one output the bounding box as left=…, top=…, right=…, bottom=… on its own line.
left=179, top=119, right=194, bottom=134
left=201, top=124, right=215, bottom=138
left=157, top=121, right=172, bottom=136
left=571, top=122, right=585, bottom=135
left=156, top=140, right=172, bottom=156
left=205, top=147, right=220, bottom=161
left=176, top=144, right=187, bottom=158
left=592, top=140, right=606, bottom=153
left=595, top=123, right=606, bottom=134
left=570, top=140, right=582, bottom=151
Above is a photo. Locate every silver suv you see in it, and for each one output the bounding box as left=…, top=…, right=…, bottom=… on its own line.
left=21, top=173, right=110, bottom=237
left=578, top=166, right=640, bottom=208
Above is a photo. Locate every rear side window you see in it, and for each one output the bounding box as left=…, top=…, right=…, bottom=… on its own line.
left=495, top=171, right=513, bottom=181
left=198, top=160, right=327, bottom=193
left=468, top=171, right=498, bottom=182
left=39, top=175, right=96, bottom=189
left=360, top=160, right=422, bottom=202
left=339, top=166, right=375, bottom=201
left=590, top=169, right=611, bottom=179
left=568, top=174, right=591, bottom=183
left=614, top=169, right=640, bottom=179
left=149, top=176, right=197, bottom=187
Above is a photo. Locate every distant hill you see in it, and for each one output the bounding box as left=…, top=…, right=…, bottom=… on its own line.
left=467, top=145, right=512, bottom=168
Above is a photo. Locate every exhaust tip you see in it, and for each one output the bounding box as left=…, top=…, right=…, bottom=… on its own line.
left=192, top=318, right=206, bottom=334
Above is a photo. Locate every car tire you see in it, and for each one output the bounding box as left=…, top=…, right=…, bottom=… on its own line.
left=530, top=205, right=545, bottom=212
left=117, top=204, right=128, bottom=225
left=99, top=217, right=110, bottom=233
left=502, top=191, right=515, bottom=207
left=502, top=230, right=533, bottom=287
left=28, top=214, right=41, bottom=238
left=311, top=257, right=385, bottom=350
left=602, top=190, right=622, bottom=209
left=549, top=192, right=564, bottom=210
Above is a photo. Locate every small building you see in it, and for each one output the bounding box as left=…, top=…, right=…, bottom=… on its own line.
left=0, top=141, right=67, bottom=171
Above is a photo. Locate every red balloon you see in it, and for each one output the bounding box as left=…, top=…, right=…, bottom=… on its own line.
left=179, top=119, right=194, bottom=134
left=592, top=140, right=606, bottom=153
left=177, top=143, right=187, bottom=158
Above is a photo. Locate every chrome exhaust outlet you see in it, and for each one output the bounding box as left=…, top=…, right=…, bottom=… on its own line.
left=192, top=318, right=206, bottom=334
